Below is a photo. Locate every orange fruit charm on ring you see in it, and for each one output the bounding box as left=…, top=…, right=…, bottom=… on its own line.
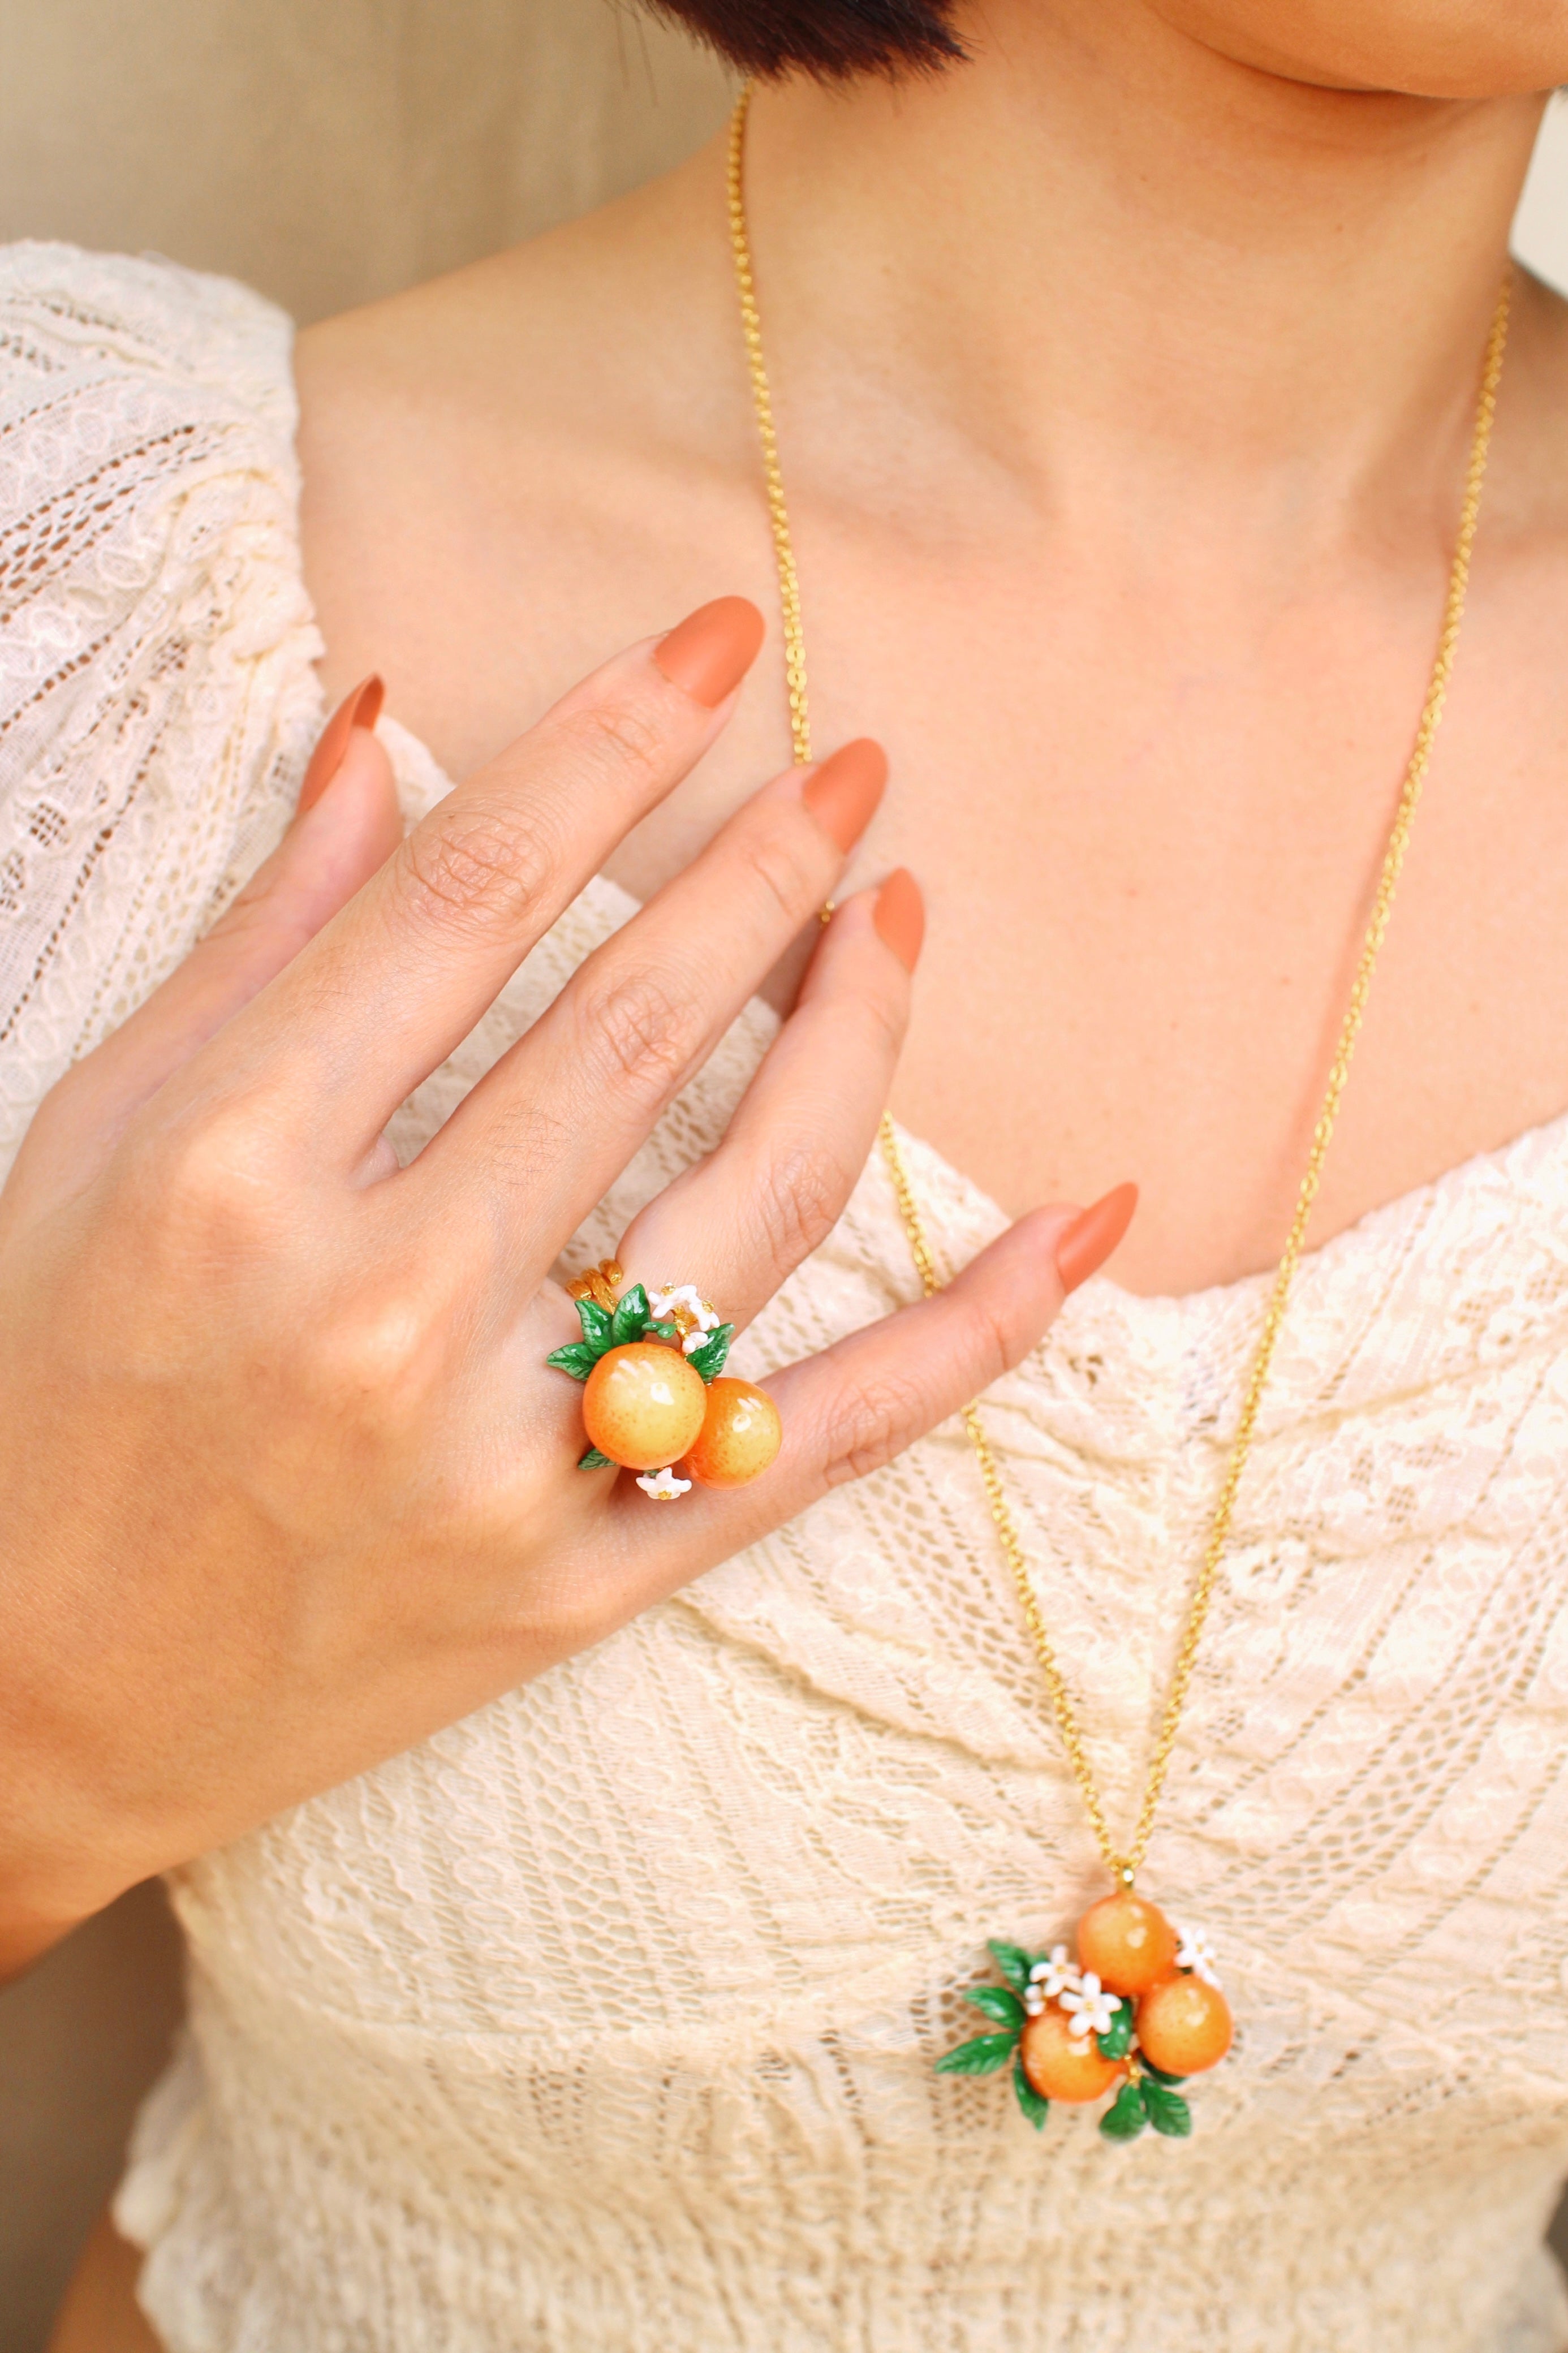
left=680, top=1377, right=782, bottom=1489
left=1075, top=1891, right=1179, bottom=1997
left=1135, top=1973, right=1234, bottom=2077
left=581, top=1343, right=708, bottom=1472
left=1018, top=2005, right=1126, bottom=2105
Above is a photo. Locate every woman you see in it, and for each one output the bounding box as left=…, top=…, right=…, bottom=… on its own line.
left=7, top=0, right=1568, bottom=2343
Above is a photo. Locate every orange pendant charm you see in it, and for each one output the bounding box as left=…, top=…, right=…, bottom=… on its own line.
left=937, top=1889, right=1232, bottom=2141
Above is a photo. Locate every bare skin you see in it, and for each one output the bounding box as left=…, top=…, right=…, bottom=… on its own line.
left=45, top=0, right=1568, bottom=2337
left=298, top=1, right=1568, bottom=1300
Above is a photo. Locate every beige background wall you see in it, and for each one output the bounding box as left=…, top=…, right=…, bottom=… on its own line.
left=1, top=7, right=1566, bottom=2350
left=0, top=0, right=733, bottom=325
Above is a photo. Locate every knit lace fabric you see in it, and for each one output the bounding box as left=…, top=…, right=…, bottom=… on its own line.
left=5, top=243, right=1568, bottom=2353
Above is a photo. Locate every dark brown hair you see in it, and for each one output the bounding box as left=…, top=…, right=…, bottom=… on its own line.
left=641, top=0, right=965, bottom=78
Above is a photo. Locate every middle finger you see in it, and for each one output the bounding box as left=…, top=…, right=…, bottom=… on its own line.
left=406, top=739, right=888, bottom=1252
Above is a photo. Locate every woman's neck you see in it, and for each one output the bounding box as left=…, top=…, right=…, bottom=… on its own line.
left=745, top=1, right=1544, bottom=540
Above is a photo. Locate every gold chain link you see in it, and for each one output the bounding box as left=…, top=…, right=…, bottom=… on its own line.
left=727, top=89, right=813, bottom=770
left=728, top=81, right=1511, bottom=1885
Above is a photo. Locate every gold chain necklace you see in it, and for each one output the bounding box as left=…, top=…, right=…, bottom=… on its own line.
left=727, top=81, right=1510, bottom=2140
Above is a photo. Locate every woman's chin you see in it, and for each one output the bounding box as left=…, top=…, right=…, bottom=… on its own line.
left=1140, top=0, right=1568, bottom=102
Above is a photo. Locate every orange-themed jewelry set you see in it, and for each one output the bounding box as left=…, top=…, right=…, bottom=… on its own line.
left=554, top=79, right=1510, bottom=2148
left=723, top=82, right=1512, bottom=2141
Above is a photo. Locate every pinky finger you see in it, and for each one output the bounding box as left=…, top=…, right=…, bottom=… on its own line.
left=611, top=1203, right=1091, bottom=1601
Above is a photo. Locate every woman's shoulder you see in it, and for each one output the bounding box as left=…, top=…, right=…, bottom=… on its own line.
left=0, top=244, right=322, bottom=1162
left=290, top=158, right=764, bottom=777
left=0, top=241, right=311, bottom=634
left=0, top=238, right=319, bottom=731
left=0, top=239, right=296, bottom=434
left=0, top=240, right=309, bottom=626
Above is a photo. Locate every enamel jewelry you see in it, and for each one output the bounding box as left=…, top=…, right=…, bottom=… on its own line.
left=937, top=1893, right=1233, bottom=2140
left=726, top=74, right=1512, bottom=2151
left=550, top=1259, right=781, bottom=1497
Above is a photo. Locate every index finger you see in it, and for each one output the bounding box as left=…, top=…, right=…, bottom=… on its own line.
left=217, top=598, right=765, bottom=1157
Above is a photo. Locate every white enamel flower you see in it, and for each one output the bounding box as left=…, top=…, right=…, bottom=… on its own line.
left=1027, top=1944, right=1081, bottom=2003
left=635, top=1466, right=692, bottom=1502
left=1173, top=1920, right=1222, bottom=1989
left=649, top=1283, right=721, bottom=1345
left=1060, top=1971, right=1122, bottom=2041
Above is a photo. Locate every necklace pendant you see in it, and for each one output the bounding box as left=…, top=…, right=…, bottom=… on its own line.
left=936, top=1889, right=1233, bottom=2142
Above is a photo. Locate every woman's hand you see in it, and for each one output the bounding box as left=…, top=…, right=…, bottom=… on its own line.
left=0, top=599, right=1086, bottom=1975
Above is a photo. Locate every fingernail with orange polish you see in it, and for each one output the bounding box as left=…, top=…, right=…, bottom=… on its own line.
left=1057, top=1183, right=1139, bottom=1293
left=653, top=597, right=766, bottom=707
left=802, top=738, right=887, bottom=852
left=298, top=674, right=385, bottom=815
left=873, top=868, right=924, bottom=971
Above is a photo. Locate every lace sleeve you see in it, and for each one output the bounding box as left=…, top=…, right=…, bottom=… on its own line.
left=0, top=242, right=323, bottom=1174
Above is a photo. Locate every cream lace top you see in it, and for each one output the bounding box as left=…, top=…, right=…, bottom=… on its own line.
left=5, top=242, right=1568, bottom=2353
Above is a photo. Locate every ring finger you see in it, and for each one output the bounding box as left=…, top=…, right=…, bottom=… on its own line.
left=611, top=871, right=924, bottom=1330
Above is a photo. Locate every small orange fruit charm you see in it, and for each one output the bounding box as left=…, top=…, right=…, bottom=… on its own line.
left=1135, top=1972, right=1233, bottom=2077
left=581, top=1342, right=708, bottom=1472
left=1076, top=1891, right=1178, bottom=1997
left=1018, top=2005, right=1126, bottom=2105
left=680, top=1377, right=782, bottom=1488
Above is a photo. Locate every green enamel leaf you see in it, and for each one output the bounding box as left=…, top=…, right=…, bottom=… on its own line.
left=1141, top=2079, right=1192, bottom=2138
left=575, top=1296, right=613, bottom=1351
left=934, top=2031, right=1018, bottom=2078
left=1096, top=2005, right=1134, bottom=2061
left=1013, top=2052, right=1049, bottom=2131
left=1098, top=2080, right=1148, bottom=2141
left=987, top=1940, right=1034, bottom=1997
left=577, top=1446, right=614, bottom=1471
left=965, top=1985, right=1026, bottom=2030
left=641, top=1318, right=680, bottom=1344
left=687, top=1324, right=735, bottom=1384
left=610, top=1285, right=650, bottom=1347
left=1139, top=2058, right=1187, bottom=2087
left=546, top=1343, right=601, bottom=1381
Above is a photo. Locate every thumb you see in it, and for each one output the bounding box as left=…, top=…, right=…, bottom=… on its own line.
left=18, top=678, right=403, bottom=1198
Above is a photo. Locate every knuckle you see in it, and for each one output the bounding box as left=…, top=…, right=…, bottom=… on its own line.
left=299, top=1289, right=433, bottom=1424
left=736, top=813, right=825, bottom=926
left=469, top=1095, right=573, bottom=1203
left=753, top=1139, right=850, bottom=1272
left=850, top=978, right=909, bottom=1061
left=961, top=1288, right=1032, bottom=1385
left=395, top=803, right=556, bottom=943
left=822, top=1368, right=931, bottom=1486
left=576, top=964, right=695, bottom=1099
left=554, top=696, right=670, bottom=794
left=148, top=1102, right=284, bottom=1239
